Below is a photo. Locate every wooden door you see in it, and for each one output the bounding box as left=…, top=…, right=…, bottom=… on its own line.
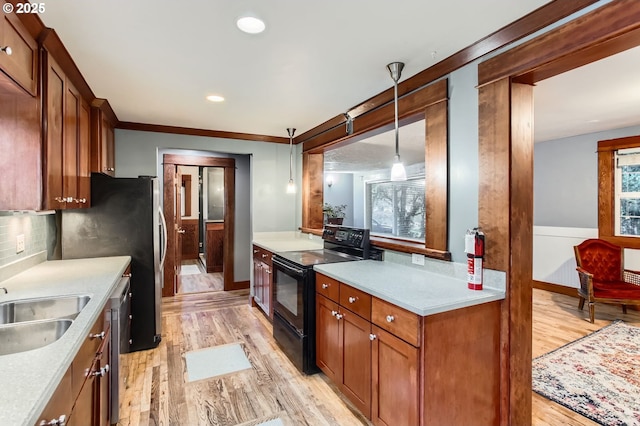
left=371, top=326, right=419, bottom=426
left=341, top=309, right=372, bottom=419
left=316, top=294, right=342, bottom=384
left=174, top=166, right=183, bottom=291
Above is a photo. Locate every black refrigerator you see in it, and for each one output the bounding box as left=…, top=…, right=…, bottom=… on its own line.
left=61, top=173, right=166, bottom=352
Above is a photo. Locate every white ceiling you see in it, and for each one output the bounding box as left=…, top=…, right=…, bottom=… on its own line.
left=39, top=1, right=640, bottom=169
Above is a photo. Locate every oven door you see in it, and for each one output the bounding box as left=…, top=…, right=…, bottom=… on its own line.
left=272, top=256, right=307, bottom=333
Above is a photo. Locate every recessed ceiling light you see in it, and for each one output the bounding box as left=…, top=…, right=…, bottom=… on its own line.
left=206, top=95, right=225, bottom=103
left=236, top=16, right=266, bottom=34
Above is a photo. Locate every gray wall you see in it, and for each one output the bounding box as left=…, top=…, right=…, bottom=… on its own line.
left=534, top=124, right=640, bottom=228
left=0, top=214, right=56, bottom=268
left=324, top=173, right=354, bottom=226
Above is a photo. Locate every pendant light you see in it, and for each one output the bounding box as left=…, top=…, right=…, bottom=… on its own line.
left=286, top=127, right=296, bottom=193
left=388, top=62, right=407, bottom=181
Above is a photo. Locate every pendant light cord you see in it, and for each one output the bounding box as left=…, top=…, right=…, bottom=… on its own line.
left=393, top=77, right=399, bottom=159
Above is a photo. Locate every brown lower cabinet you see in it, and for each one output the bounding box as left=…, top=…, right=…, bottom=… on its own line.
left=36, top=307, right=111, bottom=426
left=206, top=222, right=224, bottom=272
left=316, top=272, right=501, bottom=426
left=252, top=245, right=273, bottom=319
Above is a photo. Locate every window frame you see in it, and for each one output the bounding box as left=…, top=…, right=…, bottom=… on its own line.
left=598, top=135, right=640, bottom=248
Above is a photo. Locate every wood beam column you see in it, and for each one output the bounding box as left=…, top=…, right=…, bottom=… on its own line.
left=479, top=78, right=534, bottom=426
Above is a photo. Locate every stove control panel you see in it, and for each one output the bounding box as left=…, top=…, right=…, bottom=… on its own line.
left=323, top=226, right=370, bottom=249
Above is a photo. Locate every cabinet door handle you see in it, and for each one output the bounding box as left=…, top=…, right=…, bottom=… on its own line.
left=322, top=283, right=329, bottom=289
left=73, top=198, right=87, bottom=204
left=369, top=333, right=377, bottom=341
left=348, top=296, right=357, bottom=303
left=107, top=167, right=115, bottom=172
left=0, top=46, right=12, bottom=56
left=331, top=310, right=337, bottom=317
left=89, top=331, right=106, bottom=340
left=253, top=249, right=259, bottom=254
left=39, top=414, right=66, bottom=426
left=177, top=228, right=186, bottom=234
left=92, top=364, right=110, bottom=377
left=335, top=313, right=343, bottom=320
left=266, top=270, right=272, bottom=274
left=386, top=315, right=395, bottom=323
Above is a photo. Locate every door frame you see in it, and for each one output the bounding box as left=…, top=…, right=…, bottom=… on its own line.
left=162, top=153, right=236, bottom=297
left=477, top=1, right=640, bottom=424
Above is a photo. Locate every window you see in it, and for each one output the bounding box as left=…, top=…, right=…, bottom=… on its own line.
left=597, top=135, right=640, bottom=248
left=615, top=149, right=640, bottom=236
left=368, top=178, right=425, bottom=241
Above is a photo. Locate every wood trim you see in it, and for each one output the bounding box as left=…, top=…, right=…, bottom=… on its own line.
left=302, top=152, right=324, bottom=230
left=118, top=121, right=289, bottom=144
left=91, top=98, right=118, bottom=125
left=297, top=0, right=598, bottom=145
left=479, top=0, right=640, bottom=87
left=163, top=154, right=234, bottom=168
left=223, top=165, right=235, bottom=290
left=162, top=162, right=176, bottom=297
left=303, top=79, right=448, bottom=152
left=598, top=135, right=640, bottom=151
left=425, top=100, right=448, bottom=252
left=369, top=237, right=451, bottom=261
left=39, top=28, right=95, bottom=104
left=228, top=280, right=250, bottom=291
left=532, top=281, right=577, bottom=297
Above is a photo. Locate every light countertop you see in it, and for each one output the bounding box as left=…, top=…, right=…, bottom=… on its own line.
left=253, top=231, right=324, bottom=253
left=314, top=260, right=505, bottom=316
left=0, top=256, right=131, bottom=426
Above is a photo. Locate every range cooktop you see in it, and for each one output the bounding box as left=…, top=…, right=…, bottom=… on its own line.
left=275, top=249, right=363, bottom=267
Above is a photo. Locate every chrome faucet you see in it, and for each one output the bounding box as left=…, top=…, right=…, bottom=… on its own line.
left=0, top=287, right=7, bottom=294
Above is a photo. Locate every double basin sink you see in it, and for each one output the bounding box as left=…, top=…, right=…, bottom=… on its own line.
left=0, top=294, right=91, bottom=356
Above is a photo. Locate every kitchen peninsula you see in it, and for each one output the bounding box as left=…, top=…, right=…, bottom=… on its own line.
left=314, top=258, right=505, bottom=425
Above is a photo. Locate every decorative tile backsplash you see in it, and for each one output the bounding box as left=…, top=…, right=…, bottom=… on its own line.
left=0, top=213, right=56, bottom=268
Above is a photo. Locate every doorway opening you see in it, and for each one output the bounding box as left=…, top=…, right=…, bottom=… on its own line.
left=162, top=153, right=238, bottom=297
left=176, top=165, right=226, bottom=294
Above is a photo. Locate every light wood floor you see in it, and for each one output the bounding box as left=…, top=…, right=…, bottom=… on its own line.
left=117, top=287, right=640, bottom=426
left=177, top=260, right=224, bottom=294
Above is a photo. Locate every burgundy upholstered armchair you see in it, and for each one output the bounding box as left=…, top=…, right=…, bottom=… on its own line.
left=574, top=238, right=640, bottom=323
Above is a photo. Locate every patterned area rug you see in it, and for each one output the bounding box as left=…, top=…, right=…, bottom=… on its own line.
left=532, top=320, right=640, bottom=426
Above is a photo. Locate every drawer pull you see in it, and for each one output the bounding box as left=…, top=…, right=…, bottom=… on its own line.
left=335, top=313, right=343, bottom=320
left=386, top=315, right=395, bottom=323
left=253, top=249, right=258, bottom=254
left=322, top=283, right=329, bottom=289
left=261, top=253, right=267, bottom=258
left=40, top=414, right=66, bottom=426
left=348, top=296, right=357, bottom=303
left=89, top=331, right=106, bottom=340
left=1, top=46, right=12, bottom=56
left=331, top=310, right=337, bottom=317
left=369, top=333, right=377, bottom=341
left=92, top=364, right=110, bottom=377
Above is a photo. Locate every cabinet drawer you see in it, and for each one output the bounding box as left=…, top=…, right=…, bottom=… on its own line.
left=252, top=245, right=273, bottom=267
left=316, top=273, right=340, bottom=302
left=372, top=297, right=421, bottom=347
left=339, top=283, right=371, bottom=321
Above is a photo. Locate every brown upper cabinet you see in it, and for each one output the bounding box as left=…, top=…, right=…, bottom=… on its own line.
left=91, top=98, right=117, bottom=177
left=42, top=49, right=91, bottom=210
left=0, top=4, right=38, bottom=96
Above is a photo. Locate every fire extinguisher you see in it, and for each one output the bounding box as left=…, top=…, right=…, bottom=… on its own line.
left=465, top=228, right=485, bottom=290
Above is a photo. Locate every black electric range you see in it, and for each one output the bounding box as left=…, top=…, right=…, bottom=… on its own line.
left=271, top=226, right=382, bottom=374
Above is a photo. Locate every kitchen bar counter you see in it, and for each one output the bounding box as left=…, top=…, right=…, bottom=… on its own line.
left=0, top=256, right=131, bottom=426
left=314, top=259, right=505, bottom=316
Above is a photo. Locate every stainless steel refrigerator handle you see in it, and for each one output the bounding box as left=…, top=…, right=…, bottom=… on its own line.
left=159, top=207, right=168, bottom=269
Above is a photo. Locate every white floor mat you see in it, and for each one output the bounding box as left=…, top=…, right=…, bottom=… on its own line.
left=185, top=343, right=252, bottom=382
left=180, top=264, right=201, bottom=275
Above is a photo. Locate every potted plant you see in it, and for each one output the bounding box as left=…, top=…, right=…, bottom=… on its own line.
left=323, top=203, right=347, bottom=225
